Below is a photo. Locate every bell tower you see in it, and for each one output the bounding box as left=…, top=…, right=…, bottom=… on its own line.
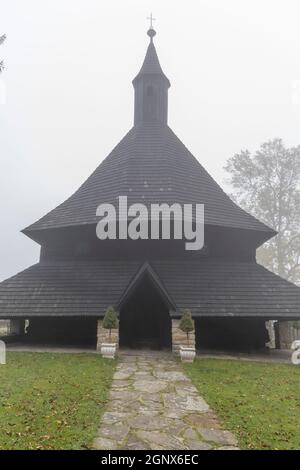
left=132, top=27, right=171, bottom=126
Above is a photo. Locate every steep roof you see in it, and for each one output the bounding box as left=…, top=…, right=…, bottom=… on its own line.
left=117, top=261, right=176, bottom=311
left=0, top=259, right=299, bottom=318
left=23, top=28, right=274, bottom=240
left=23, top=123, right=274, bottom=236
left=133, top=39, right=170, bottom=86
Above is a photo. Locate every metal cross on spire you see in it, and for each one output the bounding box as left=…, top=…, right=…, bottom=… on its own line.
left=147, top=13, right=156, bottom=29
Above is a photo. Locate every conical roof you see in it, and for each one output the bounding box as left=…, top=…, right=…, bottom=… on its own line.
left=23, top=122, right=274, bottom=236
left=23, top=28, right=275, bottom=240
left=133, top=37, right=170, bottom=86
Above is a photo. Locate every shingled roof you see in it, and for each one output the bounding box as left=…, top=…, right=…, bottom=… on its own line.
left=23, top=29, right=274, bottom=239
left=23, top=123, right=274, bottom=237
left=0, top=259, right=299, bottom=318
left=133, top=37, right=170, bottom=86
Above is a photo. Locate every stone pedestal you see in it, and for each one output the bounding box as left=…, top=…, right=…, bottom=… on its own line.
left=172, top=318, right=195, bottom=355
left=96, top=319, right=119, bottom=351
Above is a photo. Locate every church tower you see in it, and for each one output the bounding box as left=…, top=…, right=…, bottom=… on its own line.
left=132, top=27, right=170, bottom=126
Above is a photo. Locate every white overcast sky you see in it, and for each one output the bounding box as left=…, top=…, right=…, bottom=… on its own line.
left=0, top=0, right=300, bottom=281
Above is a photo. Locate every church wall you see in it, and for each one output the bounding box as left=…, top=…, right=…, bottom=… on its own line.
left=25, top=317, right=97, bottom=347
left=195, top=317, right=269, bottom=352
left=39, top=223, right=258, bottom=263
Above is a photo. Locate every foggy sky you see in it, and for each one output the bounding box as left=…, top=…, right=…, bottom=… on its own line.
left=1, top=0, right=300, bottom=281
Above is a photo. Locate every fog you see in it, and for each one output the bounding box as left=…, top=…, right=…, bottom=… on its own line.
left=0, top=0, right=300, bottom=280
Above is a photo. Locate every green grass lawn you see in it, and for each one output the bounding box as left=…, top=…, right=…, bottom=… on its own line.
left=0, top=352, right=115, bottom=450
left=183, top=358, right=300, bottom=450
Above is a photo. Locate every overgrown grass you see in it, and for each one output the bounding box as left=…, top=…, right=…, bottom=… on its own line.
left=183, top=358, right=300, bottom=450
left=0, top=352, right=116, bottom=450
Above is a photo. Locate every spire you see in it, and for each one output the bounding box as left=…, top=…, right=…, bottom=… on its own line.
left=132, top=24, right=170, bottom=126
left=136, top=34, right=169, bottom=80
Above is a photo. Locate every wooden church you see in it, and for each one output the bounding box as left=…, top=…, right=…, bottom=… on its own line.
left=1, top=27, right=300, bottom=352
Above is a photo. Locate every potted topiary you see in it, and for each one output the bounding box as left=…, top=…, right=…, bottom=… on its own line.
left=179, top=309, right=195, bottom=362
left=101, top=306, right=119, bottom=359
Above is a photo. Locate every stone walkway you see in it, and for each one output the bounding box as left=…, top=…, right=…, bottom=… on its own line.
left=93, top=353, right=239, bottom=450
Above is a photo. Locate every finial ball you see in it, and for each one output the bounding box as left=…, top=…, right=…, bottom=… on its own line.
left=147, top=28, right=156, bottom=39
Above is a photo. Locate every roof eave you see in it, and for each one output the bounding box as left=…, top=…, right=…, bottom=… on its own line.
left=132, top=72, right=171, bottom=88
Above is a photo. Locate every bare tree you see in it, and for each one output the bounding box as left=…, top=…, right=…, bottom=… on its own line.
left=225, top=138, right=300, bottom=285
left=0, top=34, right=6, bottom=73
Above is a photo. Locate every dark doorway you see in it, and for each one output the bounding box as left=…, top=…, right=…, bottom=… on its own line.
left=195, top=317, right=269, bottom=352
left=24, top=317, right=97, bottom=348
left=119, top=275, right=171, bottom=350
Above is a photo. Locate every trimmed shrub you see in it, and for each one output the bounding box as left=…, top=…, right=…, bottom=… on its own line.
left=102, top=306, right=119, bottom=342
left=179, top=309, right=194, bottom=346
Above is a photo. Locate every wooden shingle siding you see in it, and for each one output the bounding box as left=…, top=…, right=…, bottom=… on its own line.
left=0, top=259, right=299, bottom=318
left=23, top=124, right=274, bottom=237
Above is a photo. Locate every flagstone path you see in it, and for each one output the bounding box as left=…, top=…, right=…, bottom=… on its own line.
left=93, top=353, right=239, bottom=450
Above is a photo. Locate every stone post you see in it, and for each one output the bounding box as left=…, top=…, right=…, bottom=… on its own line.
left=171, top=318, right=195, bottom=355
left=265, top=320, right=276, bottom=349
left=96, top=318, right=119, bottom=351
